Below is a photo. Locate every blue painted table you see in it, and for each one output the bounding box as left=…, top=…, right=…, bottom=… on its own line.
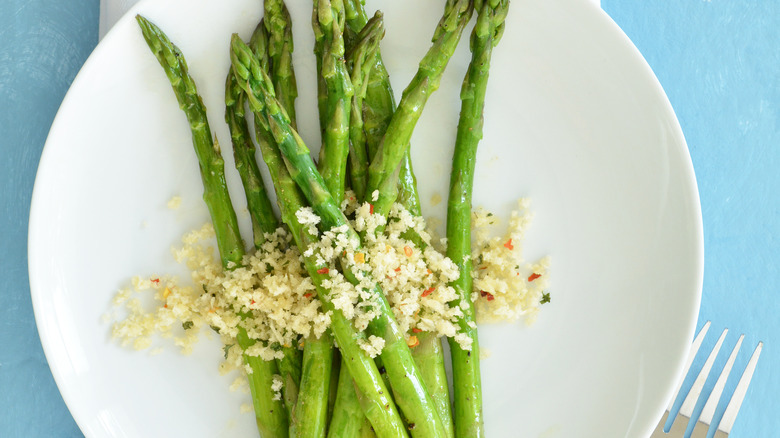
left=1, top=1, right=776, bottom=436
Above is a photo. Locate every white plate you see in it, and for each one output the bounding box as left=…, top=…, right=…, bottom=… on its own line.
left=29, top=0, right=703, bottom=436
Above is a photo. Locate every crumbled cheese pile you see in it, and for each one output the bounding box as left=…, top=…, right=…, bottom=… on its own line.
left=176, top=225, right=330, bottom=362
left=108, top=195, right=549, bottom=366
left=471, top=199, right=551, bottom=325
left=296, top=192, right=469, bottom=354
left=109, top=274, right=201, bottom=353
left=109, top=223, right=326, bottom=373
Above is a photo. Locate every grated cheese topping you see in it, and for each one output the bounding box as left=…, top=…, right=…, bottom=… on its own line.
left=471, top=199, right=551, bottom=325
left=109, top=196, right=549, bottom=369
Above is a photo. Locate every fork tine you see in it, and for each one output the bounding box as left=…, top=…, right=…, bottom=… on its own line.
left=678, top=328, right=728, bottom=419
left=699, top=334, right=744, bottom=425
left=717, top=341, right=763, bottom=434
left=667, top=321, right=712, bottom=412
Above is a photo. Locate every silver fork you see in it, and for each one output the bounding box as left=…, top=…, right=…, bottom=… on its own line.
left=651, top=321, right=763, bottom=438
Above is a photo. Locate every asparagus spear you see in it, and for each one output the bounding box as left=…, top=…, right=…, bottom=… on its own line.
left=243, top=19, right=306, bottom=428
left=236, top=32, right=408, bottom=438
left=345, top=12, right=384, bottom=202
left=342, top=14, right=403, bottom=427
left=343, top=1, right=420, bottom=215
left=365, top=0, right=473, bottom=220
left=232, top=35, right=449, bottom=438
left=313, top=0, right=354, bottom=206
left=246, top=21, right=335, bottom=438
left=328, top=15, right=387, bottom=430
left=327, top=360, right=375, bottom=438
left=342, top=0, right=393, bottom=163
left=225, top=70, right=278, bottom=249
left=343, top=3, right=453, bottom=435
left=248, top=94, right=408, bottom=438
left=135, top=15, right=288, bottom=437
left=228, top=64, right=304, bottom=424
left=264, top=0, right=298, bottom=128
left=309, top=4, right=354, bottom=431
left=446, top=1, right=509, bottom=437
left=310, top=12, right=385, bottom=417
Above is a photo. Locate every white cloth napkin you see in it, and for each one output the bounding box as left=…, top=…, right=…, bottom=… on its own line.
left=99, top=0, right=141, bottom=39
left=99, top=0, right=600, bottom=39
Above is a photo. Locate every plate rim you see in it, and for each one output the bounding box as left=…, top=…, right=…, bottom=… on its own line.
left=28, top=0, right=704, bottom=436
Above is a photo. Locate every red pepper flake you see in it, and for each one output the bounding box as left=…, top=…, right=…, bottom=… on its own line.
left=412, top=328, right=423, bottom=333
left=304, top=293, right=313, bottom=299
left=528, top=273, right=541, bottom=282
left=404, top=246, right=413, bottom=257
left=394, top=267, right=402, bottom=272
left=426, top=269, right=432, bottom=276
left=421, top=287, right=435, bottom=298
left=250, top=299, right=256, bottom=305
left=163, top=304, right=168, bottom=308
left=503, top=239, right=514, bottom=250
left=369, top=203, right=374, bottom=214
left=480, top=291, right=495, bottom=301
left=150, top=278, right=160, bottom=284
left=316, top=267, right=329, bottom=275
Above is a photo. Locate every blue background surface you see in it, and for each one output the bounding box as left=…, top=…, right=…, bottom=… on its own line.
left=0, top=0, right=776, bottom=437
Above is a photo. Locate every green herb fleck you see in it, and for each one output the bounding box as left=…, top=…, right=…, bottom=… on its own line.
left=540, top=292, right=551, bottom=305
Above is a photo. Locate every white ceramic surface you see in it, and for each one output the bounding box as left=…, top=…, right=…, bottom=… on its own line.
left=29, top=0, right=703, bottom=436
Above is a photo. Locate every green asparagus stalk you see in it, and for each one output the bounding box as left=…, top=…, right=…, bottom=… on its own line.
left=264, top=0, right=298, bottom=127
left=343, top=0, right=392, bottom=163
left=227, top=64, right=304, bottom=424
left=244, top=19, right=306, bottom=428
left=342, top=15, right=398, bottom=424
left=313, top=0, right=354, bottom=206
left=343, top=0, right=422, bottom=214
left=136, top=15, right=288, bottom=437
left=243, top=74, right=408, bottom=438
left=446, top=1, right=509, bottom=437
left=246, top=21, right=334, bottom=438
left=343, top=3, right=452, bottom=435
left=327, top=359, right=375, bottom=438
left=365, top=0, right=473, bottom=220
left=326, top=349, right=342, bottom=423
left=232, top=36, right=448, bottom=438
left=292, top=333, right=335, bottom=438
left=305, top=6, right=351, bottom=426
left=225, top=68, right=277, bottom=247
left=345, top=12, right=384, bottom=202
left=308, top=5, right=353, bottom=430
left=330, top=15, right=391, bottom=417
left=240, top=28, right=409, bottom=437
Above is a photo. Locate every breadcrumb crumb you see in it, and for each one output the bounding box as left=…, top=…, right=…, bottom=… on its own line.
left=167, top=195, right=182, bottom=210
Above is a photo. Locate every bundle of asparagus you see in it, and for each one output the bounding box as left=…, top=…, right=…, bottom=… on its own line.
left=133, top=0, right=520, bottom=436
